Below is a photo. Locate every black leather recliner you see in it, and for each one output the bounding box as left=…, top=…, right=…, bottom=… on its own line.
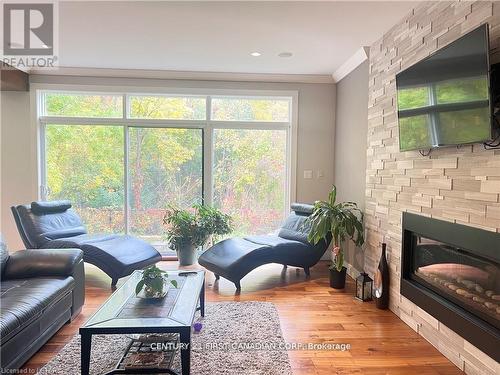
left=11, top=200, right=162, bottom=286
left=198, top=203, right=331, bottom=290
left=0, top=237, right=84, bottom=370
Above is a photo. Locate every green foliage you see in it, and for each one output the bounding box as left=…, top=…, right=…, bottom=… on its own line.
left=398, top=86, right=429, bottom=110
left=130, top=96, right=205, bottom=120
left=135, top=265, right=177, bottom=297
left=46, top=125, right=125, bottom=232
left=438, top=108, right=490, bottom=144
left=399, top=115, right=431, bottom=151
left=307, top=186, right=364, bottom=272
left=197, top=205, right=234, bottom=239
left=213, top=129, right=286, bottom=235
left=212, top=98, right=289, bottom=122
left=46, top=93, right=122, bottom=117
left=45, top=94, right=288, bottom=238
left=435, top=78, right=488, bottom=104
left=397, top=78, right=487, bottom=111
left=163, top=205, right=233, bottom=252
left=128, top=127, right=203, bottom=236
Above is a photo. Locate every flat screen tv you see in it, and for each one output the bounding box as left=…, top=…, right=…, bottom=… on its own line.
left=396, top=24, right=492, bottom=152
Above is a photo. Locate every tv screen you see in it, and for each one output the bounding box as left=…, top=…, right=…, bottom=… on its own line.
left=396, top=24, right=492, bottom=151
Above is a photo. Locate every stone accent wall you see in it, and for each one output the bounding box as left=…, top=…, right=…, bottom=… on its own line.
left=365, top=2, right=500, bottom=374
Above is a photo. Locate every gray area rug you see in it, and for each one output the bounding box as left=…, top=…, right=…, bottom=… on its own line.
left=40, top=302, right=292, bottom=375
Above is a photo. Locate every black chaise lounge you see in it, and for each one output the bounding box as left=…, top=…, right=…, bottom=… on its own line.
left=11, top=200, right=162, bottom=286
left=198, top=203, right=331, bottom=290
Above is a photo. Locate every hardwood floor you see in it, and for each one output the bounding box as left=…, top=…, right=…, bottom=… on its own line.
left=21, top=261, right=463, bottom=375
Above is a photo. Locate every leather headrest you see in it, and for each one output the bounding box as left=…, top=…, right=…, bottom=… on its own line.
left=291, top=203, right=314, bottom=216
left=31, top=200, right=72, bottom=215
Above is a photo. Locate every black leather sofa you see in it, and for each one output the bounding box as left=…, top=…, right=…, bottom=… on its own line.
left=0, top=238, right=84, bottom=370
left=198, top=203, right=331, bottom=290
left=11, top=200, right=162, bottom=286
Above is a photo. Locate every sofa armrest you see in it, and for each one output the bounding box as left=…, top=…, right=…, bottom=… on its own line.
left=4, top=249, right=83, bottom=279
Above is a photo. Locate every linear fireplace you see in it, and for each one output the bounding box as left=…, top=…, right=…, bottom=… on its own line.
left=401, top=212, right=500, bottom=359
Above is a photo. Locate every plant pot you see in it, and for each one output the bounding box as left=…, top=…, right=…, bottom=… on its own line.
left=329, top=267, right=347, bottom=289
left=137, top=279, right=170, bottom=299
left=177, top=243, right=197, bottom=266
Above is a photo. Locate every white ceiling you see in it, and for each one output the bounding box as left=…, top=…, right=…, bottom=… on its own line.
left=55, top=1, right=417, bottom=78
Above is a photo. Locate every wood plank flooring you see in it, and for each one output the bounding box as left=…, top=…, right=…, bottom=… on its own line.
left=21, top=261, right=463, bottom=375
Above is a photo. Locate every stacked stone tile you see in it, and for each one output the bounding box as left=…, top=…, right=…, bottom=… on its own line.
left=365, top=2, right=500, bottom=374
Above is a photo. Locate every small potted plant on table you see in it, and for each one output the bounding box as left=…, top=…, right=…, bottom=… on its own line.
left=135, top=265, right=178, bottom=299
left=307, top=185, right=364, bottom=289
left=163, top=204, right=232, bottom=266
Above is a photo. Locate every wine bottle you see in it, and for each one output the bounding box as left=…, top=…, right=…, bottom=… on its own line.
left=374, top=243, right=389, bottom=309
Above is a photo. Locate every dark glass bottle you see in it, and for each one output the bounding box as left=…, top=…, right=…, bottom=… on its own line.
left=374, top=243, right=389, bottom=309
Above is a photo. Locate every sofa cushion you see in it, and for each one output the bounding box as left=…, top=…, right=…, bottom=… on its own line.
left=199, top=238, right=271, bottom=277
left=277, top=212, right=311, bottom=243
left=244, top=235, right=314, bottom=262
left=13, top=204, right=87, bottom=248
left=31, top=200, right=72, bottom=215
left=244, top=235, right=306, bottom=248
left=45, top=234, right=162, bottom=279
left=290, top=203, right=314, bottom=216
left=0, top=277, right=74, bottom=344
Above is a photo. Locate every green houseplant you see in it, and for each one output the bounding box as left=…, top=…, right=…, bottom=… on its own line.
left=308, top=185, right=364, bottom=289
left=135, top=265, right=178, bottom=299
left=163, top=204, right=233, bottom=266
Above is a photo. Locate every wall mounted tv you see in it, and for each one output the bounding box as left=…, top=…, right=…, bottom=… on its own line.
left=396, top=24, right=493, bottom=152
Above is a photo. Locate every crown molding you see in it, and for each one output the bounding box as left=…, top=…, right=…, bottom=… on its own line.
left=29, top=66, right=335, bottom=84
left=332, top=47, right=369, bottom=83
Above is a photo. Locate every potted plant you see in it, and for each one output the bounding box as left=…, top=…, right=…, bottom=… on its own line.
left=307, top=186, right=364, bottom=289
left=163, top=204, right=232, bottom=266
left=135, top=265, right=178, bottom=299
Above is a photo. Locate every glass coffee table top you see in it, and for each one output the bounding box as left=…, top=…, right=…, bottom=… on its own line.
left=82, top=270, right=205, bottom=330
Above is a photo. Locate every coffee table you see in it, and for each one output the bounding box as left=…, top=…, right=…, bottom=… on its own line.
left=79, top=270, right=205, bottom=375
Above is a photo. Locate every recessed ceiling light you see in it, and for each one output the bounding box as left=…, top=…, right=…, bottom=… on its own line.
left=278, top=52, right=293, bottom=58
left=250, top=52, right=262, bottom=57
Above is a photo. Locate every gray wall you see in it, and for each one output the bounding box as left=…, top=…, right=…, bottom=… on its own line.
left=1, top=91, right=36, bottom=250
left=334, top=61, right=369, bottom=274
left=1, top=75, right=336, bottom=248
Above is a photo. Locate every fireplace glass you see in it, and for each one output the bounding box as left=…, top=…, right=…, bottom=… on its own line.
left=411, top=235, right=500, bottom=330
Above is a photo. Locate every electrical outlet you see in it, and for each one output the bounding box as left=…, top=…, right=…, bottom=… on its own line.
left=303, top=170, right=313, bottom=179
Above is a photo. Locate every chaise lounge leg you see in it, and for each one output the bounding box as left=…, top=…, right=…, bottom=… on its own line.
left=304, top=267, right=310, bottom=277
left=234, top=281, right=241, bottom=290
left=214, top=274, right=220, bottom=280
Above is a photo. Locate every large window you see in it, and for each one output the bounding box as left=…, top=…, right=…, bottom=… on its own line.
left=45, top=124, right=125, bottom=233
left=128, top=127, right=203, bottom=240
left=39, top=90, right=294, bottom=245
left=213, top=129, right=286, bottom=236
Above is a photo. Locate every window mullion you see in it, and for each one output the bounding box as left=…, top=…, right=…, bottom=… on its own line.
left=123, top=94, right=130, bottom=234
left=209, top=121, right=289, bottom=130
left=124, top=123, right=130, bottom=235
left=204, top=96, right=213, bottom=206
left=123, top=94, right=128, bottom=119
left=39, top=122, right=48, bottom=199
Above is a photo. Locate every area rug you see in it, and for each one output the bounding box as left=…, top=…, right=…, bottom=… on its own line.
left=40, top=302, right=292, bottom=375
